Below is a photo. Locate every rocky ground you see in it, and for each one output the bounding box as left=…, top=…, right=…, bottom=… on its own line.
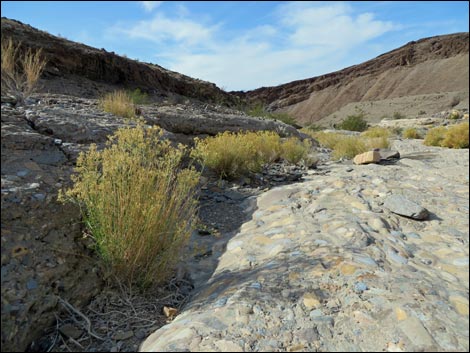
left=141, top=140, right=469, bottom=352
left=2, top=93, right=468, bottom=352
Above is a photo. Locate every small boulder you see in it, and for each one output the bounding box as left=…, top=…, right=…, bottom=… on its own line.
left=383, top=195, right=429, bottom=220
left=353, top=150, right=381, bottom=165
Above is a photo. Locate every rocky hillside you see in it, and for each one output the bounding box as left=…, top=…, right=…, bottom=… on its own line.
left=239, top=32, right=469, bottom=125
left=1, top=17, right=236, bottom=105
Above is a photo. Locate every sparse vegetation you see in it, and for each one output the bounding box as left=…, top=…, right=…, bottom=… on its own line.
left=281, top=137, right=312, bottom=164
left=441, top=122, right=469, bottom=148
left=402, top=128, right=422, bottom=139
left=314, top=132, right=389, bottom=160
left=361, top=126, right=391, bottom=138
left=1, top=37, right=48, bottom=105
left=336, top=111, right=368, bottom=132
left=99, top=90, right=136, bottom=120
left=59, top=124, right=200, bottom=288
left=423, top=126, right=447, bottom=146
left=448, top=109, right=462, bottom=120
left=392, top=112, right=407, bottom=120
left=129, top=88, right=149, bottom=105
left=192, top=131, right=312, bottom=179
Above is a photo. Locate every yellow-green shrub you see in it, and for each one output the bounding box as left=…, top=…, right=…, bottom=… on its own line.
left=448, top=110, right=462, bottom=120
left=402, top=128, right=421, bottom=139
left=192, top=131, right=259, bottom=179
left=331, top=136, right=367, bottom=160
left=441, top=122, right=469, bottom=148
left=313, top=132, right=344, bottom=149
left=424, top=126, right=447, bottom=146
left=364, top=136, right=390, bottom=150
left=192, top=131, right=312, bottom=179
left=60, top=124, right=200, bottom=288
left=361, top=127, right=391, bottom=138
left=99, top=90, right=136, bottom=120
left=1, top=37, right=48, bottom=105
left=281, top=138, right=312, bottom=164
left=314, top=132, right=389, bottom=160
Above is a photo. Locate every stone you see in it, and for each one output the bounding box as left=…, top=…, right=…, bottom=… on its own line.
left=59, top=324, right=83, bottom=339
left=112, top=331, right=134, bottom=341
left=303, top=293, right=321, bottom=309
left=383, top=195, right=429, bottom=220
left=353, top=151, right=381, bottom=165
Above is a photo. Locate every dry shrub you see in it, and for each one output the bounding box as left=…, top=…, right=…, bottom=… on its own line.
left=99, top=90, right=136, bottom=120
left=192, top=131, right=312, bottom=179
left=441, top=122, right=469, bottom=148
left=448, top=110, right=462, bottom=120
left=332, top=136, right=368, bottom=160
left=423, top=126, right=447, bottom=146
left=364, top=136, right=390, bottom=150
left=361, top=126, right=391, bottom=138
left=1, top=37, right=47, bottom=105
left=60, top=124, right=200, bottom=288
left=314, top=132, right=389, bottom=160
left=281, top=137, right=312, bottom=164
left=402, top=128, right=421, bottom=139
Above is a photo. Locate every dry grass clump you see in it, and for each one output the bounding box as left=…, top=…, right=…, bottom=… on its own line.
left=361, top=126, right=391, bottom=138
left=192, top=131, right=312, bottom=179
left=402, top=128, right=422, bottom=139
left=60, top=124, right=200, bottom=288
left=99, top=90, right=136, bottom=120
left=314, top=132, right=389, bottom=160
left=281, top=137, right=312, bottom=164
left=441, top=122, right=469, bottom=148
left=423, top=126, right=447, bottom=146
left=1, top=37, right=48, bottom=105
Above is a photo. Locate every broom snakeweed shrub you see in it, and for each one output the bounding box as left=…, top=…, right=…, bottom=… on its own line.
left=1, top=37, right=48, bottom=105
left=60, top=124, right=200, bottom=288
left=192, top=131, right=312, bottom=179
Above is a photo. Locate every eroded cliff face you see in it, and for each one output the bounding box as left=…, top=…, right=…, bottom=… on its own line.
left=238, top=33, right=469, bottom=124
left=1, top=17, right=236, bottom=104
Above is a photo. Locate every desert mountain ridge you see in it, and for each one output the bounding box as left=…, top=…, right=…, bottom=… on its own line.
left=239, top=32, right=469, bottom=125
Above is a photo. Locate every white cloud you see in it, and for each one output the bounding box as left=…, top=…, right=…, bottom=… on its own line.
left=140, top=1, right=162, bottom=13
left=113, top=12, right=218, bottom=46
left=110, top=2, right=398, bottom=90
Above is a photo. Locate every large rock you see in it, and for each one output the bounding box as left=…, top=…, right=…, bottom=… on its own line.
left=383, top=195, right=429, bottom=220
left=353, top=150, right=381, bottom=165
left=143, top=105, right=305, bottom=138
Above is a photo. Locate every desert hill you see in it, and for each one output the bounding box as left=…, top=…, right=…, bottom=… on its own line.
left=239, top=32, right=469, bottom=126
left=1, top=17, right=235, bottom=105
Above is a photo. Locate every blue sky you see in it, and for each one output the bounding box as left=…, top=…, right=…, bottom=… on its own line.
left=2, top=1, right=469, bottom=91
